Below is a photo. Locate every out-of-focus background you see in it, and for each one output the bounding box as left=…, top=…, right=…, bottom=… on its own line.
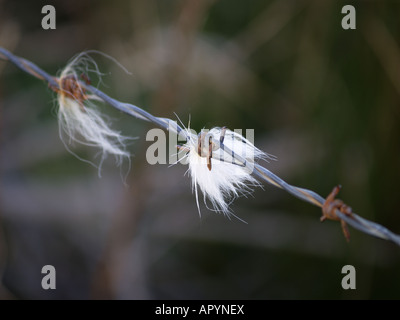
left=0, top=0, right=399, bottom=299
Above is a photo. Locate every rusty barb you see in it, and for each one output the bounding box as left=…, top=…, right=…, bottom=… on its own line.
left=321, top=185, right=352, bottom=242
left=50, top=73, right=91, bottom=110
left=1, top=46, right=400, bottom=248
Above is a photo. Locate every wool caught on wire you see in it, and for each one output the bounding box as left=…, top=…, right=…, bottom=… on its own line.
left=56, top=53, right=131, bottom=176
left=179, top=127, right=275, bottom=219
left=3, top=47, right=400, bottom=246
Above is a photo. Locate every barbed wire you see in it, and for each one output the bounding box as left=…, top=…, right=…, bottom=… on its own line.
left=1, top=47, right=400, bottom=247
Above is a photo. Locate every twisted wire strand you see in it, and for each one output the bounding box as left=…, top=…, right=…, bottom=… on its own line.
left=1, top=47, right=399, bottom=247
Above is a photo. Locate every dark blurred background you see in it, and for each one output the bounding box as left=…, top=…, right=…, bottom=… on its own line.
left=0, top=0, right=400, bottom=299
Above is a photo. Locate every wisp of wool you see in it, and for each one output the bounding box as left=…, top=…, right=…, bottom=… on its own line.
left=56, top=53, right=131, bottom=176
left=180, top=127, right=275, bottom=219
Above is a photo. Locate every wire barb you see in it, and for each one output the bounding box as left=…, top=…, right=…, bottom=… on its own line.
left=321, top=185, right=352, bottom=242
left=1, top=46, right=400, bottom=248
left=51, top=74, right=90, bottom=110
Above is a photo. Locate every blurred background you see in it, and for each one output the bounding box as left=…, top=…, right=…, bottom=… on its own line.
left=0, top=0, right=400, bottom=299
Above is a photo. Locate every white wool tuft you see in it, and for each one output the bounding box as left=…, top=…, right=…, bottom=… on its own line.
left=56, top=53, right=131, bottom=175
left=181, top=127, right=274, bottom=219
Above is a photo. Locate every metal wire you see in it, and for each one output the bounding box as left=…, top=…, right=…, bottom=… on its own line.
left=1, top=47, right=399, bottom=247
